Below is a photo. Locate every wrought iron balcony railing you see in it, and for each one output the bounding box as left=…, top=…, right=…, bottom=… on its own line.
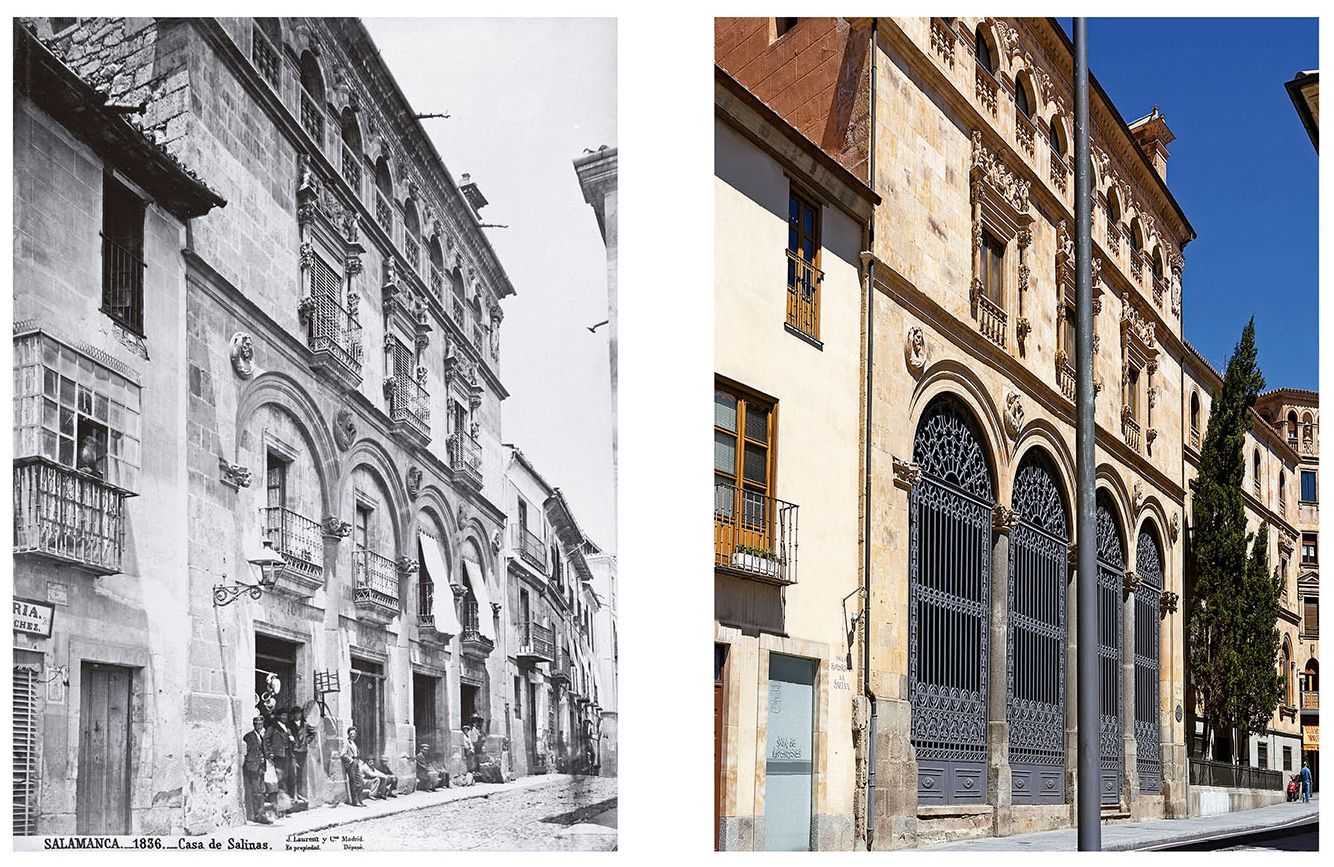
left=785, top=250, right=822, bottom=341
left=251, top=27, right=280, bottom=88
left=1188, top=758, right=1282, bottom=792
left=714, top=482, right=798, bottom=585
left=341, top=143, right=362, bottom=192
left=299, top=88, right=323, bottom=143
left=101, top=234, right=146, bottom=336
left=354, top=546, right=399, bottom=612
left=14, top=457, right=129, bottom=575
left=450, top=432, right=483, bottom=486
left=303, top=291, right=363, bottom=381
left=418, top=577, right=435, bottom=626
left=512, top=524, right=547, bottom=572
left=460, top=596, right=494, bottom=648
left=1123, top=412, right=1142, bottom=452
left=262, top=506, right=323, bottom=574
left=520, top=620, right=555, bottom=661
left=386, top=374, right=430, bottom=439
left=976, top=292, right=1007, bottom=349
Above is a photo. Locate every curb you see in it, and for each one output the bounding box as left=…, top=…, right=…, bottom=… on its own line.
left=1128, top=811, right=1319, bottom=851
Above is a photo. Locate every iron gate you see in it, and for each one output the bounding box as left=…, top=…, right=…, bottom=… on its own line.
left=1008, top=451, right=1068, bottom=803
left=1095, top=495, right=1125, bottom=806
left=1134, top=528, right=1163, bottom=793
left=910, top=398, right=994, bottom=804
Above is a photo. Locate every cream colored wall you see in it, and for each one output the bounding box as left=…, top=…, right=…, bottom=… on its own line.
left=715, top=114, right=864, bottom=841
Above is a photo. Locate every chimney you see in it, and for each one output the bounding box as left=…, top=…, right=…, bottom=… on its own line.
left=459, top=173, right=488, bottom=214
left=1128, top=106, right=1175, bottom=182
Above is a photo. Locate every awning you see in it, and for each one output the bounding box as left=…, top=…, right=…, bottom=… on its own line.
left=462, top=557, right=496, bottom=641
left=418, top=532, right=462, bottom=636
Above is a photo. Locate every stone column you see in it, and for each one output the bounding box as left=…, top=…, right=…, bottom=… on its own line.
left=989, top=505, right=1019, bottom=836
left=1122, top=569, right=1140, bottom=814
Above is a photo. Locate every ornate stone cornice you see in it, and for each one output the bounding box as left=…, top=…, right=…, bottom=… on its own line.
left=971, top=130, right=1031, bottom=214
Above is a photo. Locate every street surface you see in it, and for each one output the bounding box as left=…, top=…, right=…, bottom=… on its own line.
left=920, top=794, right=1318, bottom=851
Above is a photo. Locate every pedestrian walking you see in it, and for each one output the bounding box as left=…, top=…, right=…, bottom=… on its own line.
left=241, top=716, right=269, bottom=823
left=1300, top=762, right=1312, bottom=803
left=340, top=726, right=367, bottom=807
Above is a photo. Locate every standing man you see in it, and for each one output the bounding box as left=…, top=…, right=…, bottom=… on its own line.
left=466, top=715, right=486, bottom=773
left=265, top=710, right=296, bottom=803
left=241, top=716, right=269, bottom=823
left=340, top=725, right=367, bottom=807
left=291, top=707, right=316, bottom=804
left=1301, top=762, right=1312, bottom=803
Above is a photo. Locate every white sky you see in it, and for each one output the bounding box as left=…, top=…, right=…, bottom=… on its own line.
left=364, top=18, right=617, bottom=552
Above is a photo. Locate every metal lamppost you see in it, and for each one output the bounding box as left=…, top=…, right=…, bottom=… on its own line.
left=1073, top=16, right=1101, bottom=852
left=213, top=539, right=287, bottom=607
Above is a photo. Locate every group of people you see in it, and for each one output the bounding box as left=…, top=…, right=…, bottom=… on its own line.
left=241, top=707, right=317, bottom=824
left=338, top=715, right=489, bottom=806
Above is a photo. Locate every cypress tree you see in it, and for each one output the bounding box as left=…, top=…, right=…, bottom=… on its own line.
left=1187, top=319, right=1278, bottom=761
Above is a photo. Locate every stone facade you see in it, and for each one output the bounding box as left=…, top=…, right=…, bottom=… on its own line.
left=12, top=16, right=612, bottom=837
left=716, top=16, right=1316, bottom=849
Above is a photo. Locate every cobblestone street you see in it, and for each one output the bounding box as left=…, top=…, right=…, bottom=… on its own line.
left=331, top=776, right=616, bottom=850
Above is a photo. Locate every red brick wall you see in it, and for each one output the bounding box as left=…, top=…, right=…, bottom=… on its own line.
left=715, top=17, right=870, bottom=181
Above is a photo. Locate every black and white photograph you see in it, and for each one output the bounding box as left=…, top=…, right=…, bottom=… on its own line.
left=11, top=15, right=616, bottom=850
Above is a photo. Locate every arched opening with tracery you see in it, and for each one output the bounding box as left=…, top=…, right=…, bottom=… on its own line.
left=1095, top=490, right=1126, bottom=805
left=1007, top=447, right=1069, bottom=803
left=1134, top=523, right=1163, bottom=793
left=909, top=395, right=995, bottom=804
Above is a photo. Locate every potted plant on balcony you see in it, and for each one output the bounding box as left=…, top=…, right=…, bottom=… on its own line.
left=732, top=543, right=783, bottom=579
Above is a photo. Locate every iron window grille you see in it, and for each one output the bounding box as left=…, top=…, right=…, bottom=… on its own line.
left=101, top=177, right=147, bottom=336
left=251, top=25, right=280, bottom=87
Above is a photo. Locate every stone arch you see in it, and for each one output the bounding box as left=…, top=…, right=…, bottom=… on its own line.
left=1133, top=505, right=1169, bottom=576
left=911, top=359, right=1009, bottom=488
left=254, top=17, right=284, bottom=52
left=1190, top=389, right=1203, bottom=434
left=1129, top=216, right=1146, bottom=254
left=342, top=438, right=411, bottom=554
left=340, top=106, right=363, bottom=155
left=1095, top=464, right=1133, bottom=544
left=298, top=49, right=326, bottom=105
left=1048, top=113, right=1070, bottom=160
left=234, top=371, right=341, bottom=517
left=1106, top=185, right=1124, bottom=227
left=1013, top=68, right=1037, bottom=119
left=973, top=20, right=1000, bottom=76
left=374, top=151, right=395, bottom=204
left=1011, top=436, right=1074, bottom=536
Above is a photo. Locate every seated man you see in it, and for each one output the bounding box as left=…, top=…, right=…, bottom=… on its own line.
left=415, top=744, right=440, bottom=792
left=372, top=755, right=400, bottom=797
left=357, top=758, right=385, bottom=800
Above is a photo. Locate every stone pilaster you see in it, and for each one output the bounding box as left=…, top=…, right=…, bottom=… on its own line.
left=989, top=505, right=1018, bottom=835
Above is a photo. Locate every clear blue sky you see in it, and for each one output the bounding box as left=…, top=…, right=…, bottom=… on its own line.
left=1059, top=18, right=1318, bottom=390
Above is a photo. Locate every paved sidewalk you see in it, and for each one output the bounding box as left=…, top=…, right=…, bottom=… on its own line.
left=204, top=773, right=587, bottom=847
left=920, top=795, right=1319, bottom=851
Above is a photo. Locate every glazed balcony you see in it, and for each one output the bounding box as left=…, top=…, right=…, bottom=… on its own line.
left=512, top=524, right=547, bottom=573
left=785, top=250, right=822, bottom=342
left=14, top=457, right=129, bottom=576
left=550, top=649, right=573, bottom=686
left=517, top=620, right=555, bottom=664
left=354, top=547, right=399, bottom=622
left=714, top=482, right=798, bottom=586
left=261, top=506, right=324, bottom=597
left=301, top=291, right=364, bottom=390
left=450, top=432, right=483, bottom=488
left=385, top=374, right=431, bottom=445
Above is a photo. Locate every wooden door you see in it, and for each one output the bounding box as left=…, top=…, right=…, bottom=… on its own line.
left=526, top=682, right=539, bottom=770
left=77, top=663, right=132, bottom=834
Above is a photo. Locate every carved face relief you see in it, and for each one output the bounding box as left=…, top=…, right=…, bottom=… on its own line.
left=904, top=326, right=927, bottom=376
left=229, top=332, right=255, bottom=379
left=1004, top=391, right=1024, bottom=439
left=406, top=466, right=423, bottom=498
left=333, top=407, right=357, bottom=450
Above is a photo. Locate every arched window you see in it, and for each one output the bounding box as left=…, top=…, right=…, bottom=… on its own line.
left=1300, top=658, right=1319, bottom=696
left=298, top=51, right=325, bottom=142
left=1190, top=391, right=1201, bottom=436
left=1008, top=448, right=1069, bottom=804
left=1301, top=411, right=1315, bottom=446
left=1151, top=248, right=1164, bottom=281
left=403, top=199, right=421, bottom=273
left=1134, top=525, right=1163, bottom=793
left=1095, top=491, right=1126, bottom=805
left=1015, top=77, right=1033, bottom=119
left=374, top=156, right=393, bottom=233
left=1254, top=450, right=1263, bottom=496
left=1050, top=118, right=1068, bottom=159
left=1107, top=188, right=1123, bottom=226
left=909, top=396, right=994, bottom=805
left=1281, top=640, right=1293, bottom=706
left=340, top=108, right=363, bottom=190
left=1130, top=219, right=1145, bottom=253
left=975, top=26, right=994, bottom=75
